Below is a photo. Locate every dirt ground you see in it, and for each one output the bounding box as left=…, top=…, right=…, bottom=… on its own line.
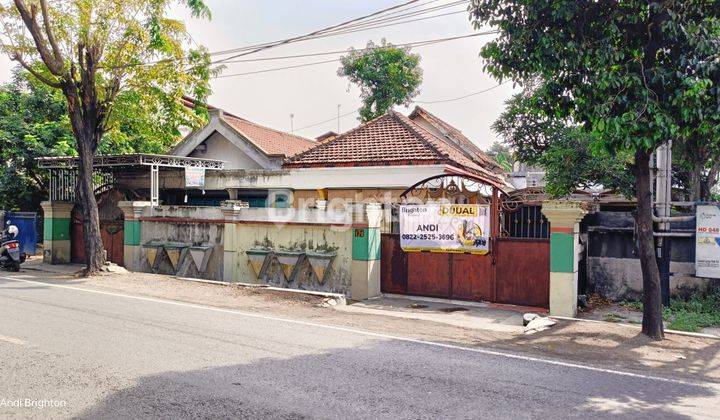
left=20, top=270, right=720, bottom=383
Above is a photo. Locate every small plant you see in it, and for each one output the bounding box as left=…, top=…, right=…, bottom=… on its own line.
left=620, top=300, right=643, bottom=312
left=603, top=313, right=626, bottom=323
left=664, top=288, right=720, bottom=332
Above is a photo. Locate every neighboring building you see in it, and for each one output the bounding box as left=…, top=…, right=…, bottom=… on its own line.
left=141, top=103, right=506, bottom=208
left=508, top=162, right=546, bottom=189
left=168, top=107, right=316, bottom=206
left=172, top=108, right=316, bottom=170
left=315, top=131, right=338, bottom=142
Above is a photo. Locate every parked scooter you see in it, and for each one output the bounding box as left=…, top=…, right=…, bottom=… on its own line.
left=0, top=222, right=26, bottom=271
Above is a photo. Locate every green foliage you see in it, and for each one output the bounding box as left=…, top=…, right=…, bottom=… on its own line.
left=619, top=291, right=720, bottom=332
left=620, top=300, right=644, bottom=312
left=484, top=142, right=514, bottom=172
left=664, top=289, right=720, bottom=332
left=339, top=40, right=423, bottom=122
left=0, top=0, right=213, bottom=149
left=0, top=71, right=74, bottom=211
left=469, top=1, right=720, bottom=156
left=493, top=88, right=634, bottom=197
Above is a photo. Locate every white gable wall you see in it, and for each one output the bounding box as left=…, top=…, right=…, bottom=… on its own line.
left=189, top=131, right=264, bottom=170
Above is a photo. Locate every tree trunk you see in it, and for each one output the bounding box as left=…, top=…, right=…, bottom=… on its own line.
left=635, top=149, right=664, bottom=340
left=76, top=141, right=105, bottom=274
left=689, top=160, right=703, bottom=202
left=65, top=89, right=105, bottom=275
left=703, top=163, right=719, bottom=200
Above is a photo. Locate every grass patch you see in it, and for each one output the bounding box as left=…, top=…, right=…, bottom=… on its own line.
left=620, top=300, right=643, bottom=312
left=664, top=289, right=720, bottom=332
left=603, top=312, right=626, bottom=323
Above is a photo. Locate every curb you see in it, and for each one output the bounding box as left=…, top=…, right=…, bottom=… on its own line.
left=550, top=316, right=720, bottom=340
left=173, top=276, right=347, bottom=304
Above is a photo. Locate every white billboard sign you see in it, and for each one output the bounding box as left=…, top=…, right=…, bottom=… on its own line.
left=185, top=167, right=206, bottom=188
left=696, top=204, right=720, bottom=279
left=399, top=204, right=490, bottom=254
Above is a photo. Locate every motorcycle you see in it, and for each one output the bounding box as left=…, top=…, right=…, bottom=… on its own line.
left=0, top=223, right=26, bottom=271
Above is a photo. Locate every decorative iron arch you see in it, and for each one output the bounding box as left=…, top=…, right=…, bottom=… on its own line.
left=400, top=173, right=505, bottom=204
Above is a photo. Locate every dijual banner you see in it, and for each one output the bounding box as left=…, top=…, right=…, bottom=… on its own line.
left=185, top=167, right=206, bottom=188
left=696, top=204, right=720, bottom=279
left=399, top=204, right=490, bottom=254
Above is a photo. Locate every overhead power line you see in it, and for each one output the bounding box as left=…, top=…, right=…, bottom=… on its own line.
left=211, top=31, right=498, bottom=79
left=294, top=110, right=360, bottom=132
left=215, top=32, right=495, bottom=68
left=208, top=0, right=427, bottom=65
left=294, top=83, right=507, bottom=133
left=208, top=1, right=465, bottom=59
left=108, top=0, right=470, bottom=70
left=413, top=83, right=508, bottom=104
left=214, top=58, right=340, bottom=78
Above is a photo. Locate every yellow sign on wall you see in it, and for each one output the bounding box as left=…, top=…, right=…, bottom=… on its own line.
left=399, top=204, right=490, bottom=254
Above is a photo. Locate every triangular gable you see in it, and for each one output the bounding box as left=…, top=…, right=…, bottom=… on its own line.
left=172, top=112, right=278, bottom=169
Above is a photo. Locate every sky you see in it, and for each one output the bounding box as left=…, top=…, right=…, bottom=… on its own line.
left=0, top=0, right=516, bottom=150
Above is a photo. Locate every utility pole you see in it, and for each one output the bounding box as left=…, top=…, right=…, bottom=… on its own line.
left=290, top=113, right=294, bottom=133
left=655, top=140, right=673, bottom=307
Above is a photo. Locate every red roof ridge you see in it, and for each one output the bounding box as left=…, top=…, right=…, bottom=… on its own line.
left=389, top=111, right=452, bottom=160
left=409, top=105, right=502, bottom=172
left=392, top=111, right=503, bottom=182
left=222, top=114, right=315, bottom=147
left=284, top=112, right=392, bottom=163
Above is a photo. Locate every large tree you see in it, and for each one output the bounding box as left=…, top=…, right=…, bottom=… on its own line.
left=0, top=68, right=206, bottom=211
left=0, top=0, right=212, bottom=273
left=339, top=39, right=423, bottom=122
left=0, top=69, right=74, bottom=211
left=470, top=0, right=720, bottom=339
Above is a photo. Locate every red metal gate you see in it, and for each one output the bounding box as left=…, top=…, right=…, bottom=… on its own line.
left=380, top=234, right=549, bottom=307
left=381, top=176, right=551, bottom=308
left=71, top=209, right=125, bottom=266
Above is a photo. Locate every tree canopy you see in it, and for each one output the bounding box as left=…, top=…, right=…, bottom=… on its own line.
left=0, top=0, right=214, bottom=273
left=339, top=39, right=423, bottom=122
left=492, top=85, right=635, bottom=197
left=469, top=0, right=720, bottom=339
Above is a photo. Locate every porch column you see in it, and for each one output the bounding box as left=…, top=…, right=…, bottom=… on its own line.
left=221, top=201, right=249, bottom=282
left=40, top=201, right=73, bottom=264
left=350, top=203, right=383, bottom=300
left=118, top=201, right=151, bottom=271
left=542, top=201, right=589, bottom=317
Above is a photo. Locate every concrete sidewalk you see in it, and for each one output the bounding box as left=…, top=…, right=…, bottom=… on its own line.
left=337, top=295, right=545, bottom=333
left=21, top=257, right=128, bottom=275
left=22, top=256, right=85, bottom=275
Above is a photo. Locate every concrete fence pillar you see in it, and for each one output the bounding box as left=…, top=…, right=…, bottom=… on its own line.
left=541, top=201, right=589, bottom=317
left=118, top=201, right=151, bottom=270
left=221, top=201, right=249, bottom=282
left=40, top=201, right=73, bottom=264
left=350, top=203, right=383, bottom=300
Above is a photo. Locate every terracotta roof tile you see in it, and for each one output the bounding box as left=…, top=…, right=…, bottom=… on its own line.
left=222, top=115, right=316, bottom=157
left=409, top=106, right=503, bottom=173
left=284, top=111, right=505, bottom=186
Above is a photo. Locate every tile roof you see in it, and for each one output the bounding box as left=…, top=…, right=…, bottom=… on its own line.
left=284, top=111, right=505, bottom=185
left=179, top=96, right=315, bottom=158
left=222, top=115, right=316, bottom=157
left=408, top=106, right=503, bottom=173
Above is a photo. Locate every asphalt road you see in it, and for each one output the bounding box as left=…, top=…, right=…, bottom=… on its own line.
left=0, top=273, right=717, bottom=419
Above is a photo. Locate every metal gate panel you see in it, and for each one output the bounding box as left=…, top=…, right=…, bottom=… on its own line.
left=495, top=238, right=550, bottom=308
left=406, top=252, right=451, bottom=297
left=380, top=234, right=406, bottom=294
left=451, top=253, right=494, bottom=301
